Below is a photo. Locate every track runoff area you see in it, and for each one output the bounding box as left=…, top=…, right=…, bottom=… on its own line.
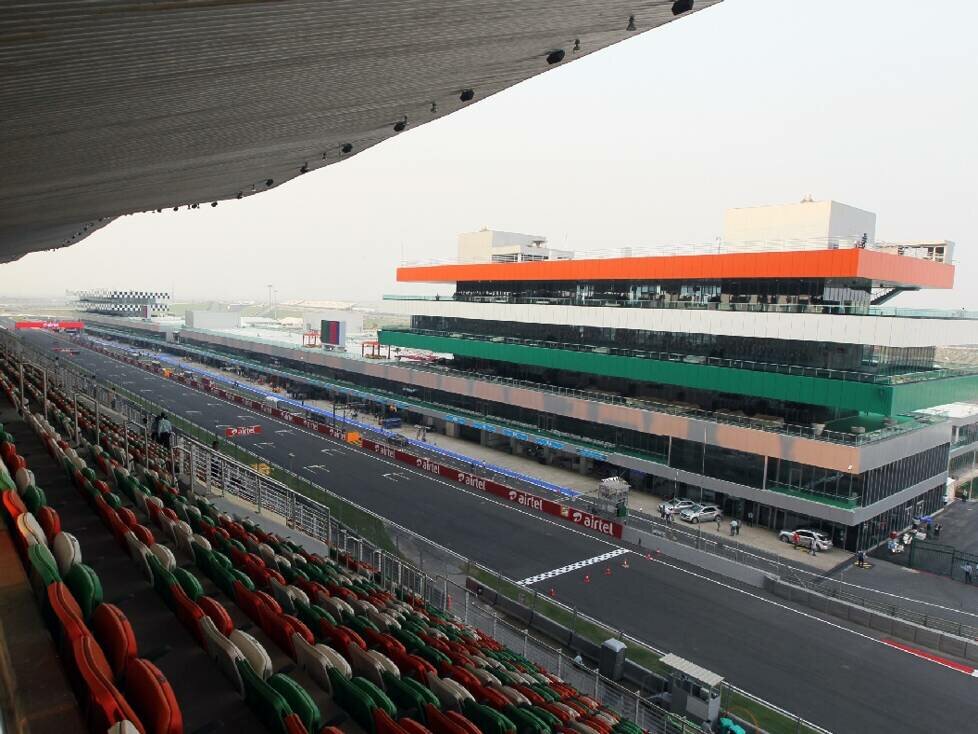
left=21, top=328, right=978, bottom=734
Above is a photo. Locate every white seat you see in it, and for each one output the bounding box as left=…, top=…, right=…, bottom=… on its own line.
left=499, top=685, right=530, bottom=706
left=230, top=629, right=272, bottom=680
left=172, top=522, right=195, bottom=560
left=257, top=543, right=276, bottom=568
left=16, top=513, right=46, bottom=548
left=107, top=721, right=143, bottom=734
left=124, top=531, right=154, bottom=582
left=14, top=467, right=34, bottom=493
left=52, top=531, right=82, bottom=576
left=293, top=635, right=334, bottom=695
left=367, top=649, right=399, bottom=679
left=347, top=643, right=385, bottom=689
left=150, top=543, right=176, bottom=572
left=426, top=673, right=472, bottom=711
left=317, top=642, right=351, bottom=679
left=287, top=584, right=309, bottom=607
left=465, top=665, right=500, bottom=687
left=200, top=616, right=245, bottom=694
left=269, top=577, right=296, bottom=614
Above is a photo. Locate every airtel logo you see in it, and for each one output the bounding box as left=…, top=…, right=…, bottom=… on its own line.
left=572, top=511, right=582, bottom=522
left=508, top=490, right=517, bottom=501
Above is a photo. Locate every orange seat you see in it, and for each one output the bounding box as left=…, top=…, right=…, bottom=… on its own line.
left=48, top=581, right=90, bottom=645
left=197, top=596, right=234, bottom=637
left=1, top=489, right=27, bottom=523
left=91, top=604, right=139, bottom=680
left=72, top=635, right=144, bottom=733
left=124, top=658, right=183, bottom=734
left=36, top=505, right=62, bottom=540
left=170, top=584, right=206, bottom=647
left=132, top=524, right=155, bottom=547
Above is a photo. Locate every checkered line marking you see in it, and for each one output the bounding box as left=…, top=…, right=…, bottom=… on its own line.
left=517, top=548, right=628, bottom=586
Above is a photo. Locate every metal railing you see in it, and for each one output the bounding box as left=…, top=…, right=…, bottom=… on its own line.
left=383, top=294, right=978, bottom=321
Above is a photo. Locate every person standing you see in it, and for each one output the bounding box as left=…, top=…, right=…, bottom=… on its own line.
left=157, top=413, right=172, bottom=448
left=963, top=563, right=973, bottom=584
left=715, top=515, right=722, bottom=532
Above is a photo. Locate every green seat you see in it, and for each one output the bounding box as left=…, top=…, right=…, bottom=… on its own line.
left=329, top=668, right=377, bottom=734
left=104, top=493, right=122, bottom=510
left=173, top=567, right=204, bottom=601
left=238, top=660, right=293, bottom=734
left=21, top=485, right=46, bottom=514
left=352, top=677, right=396, bottom=718
left=529, top=683, right=559, bottom=703
left=269, top=673, right=321, bottom=733
left=504, top=705, right=550, bottom=734
left=294, top=599, right=336, bottom=629
left=231, top=569, right=255, bottom=591
left=81, top=468, right=96, bottom=482
left=382, top=672, right=439, bottom=722
left=28, top=542, right=61, bottom=591
left=346, top=615, right=379, bottom=637
left=531, top=707, right=562, bottom=730
left=463, top=700, right=517, bottom=734
left=147, top=553, right=177, bottom=608
left=211, top=551, right=233, bottom=571
left=65, top=563, right=103, bottom=621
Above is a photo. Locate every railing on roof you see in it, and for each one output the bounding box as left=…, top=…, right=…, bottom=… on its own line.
left=382, top=326, right=978, bottom=386
left=382, top=294, right=978, bottom=321
left=400, top=236, right=949, bottom=267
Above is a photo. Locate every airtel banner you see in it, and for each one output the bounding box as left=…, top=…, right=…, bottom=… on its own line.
left=225, top=425, right=262, bottom=437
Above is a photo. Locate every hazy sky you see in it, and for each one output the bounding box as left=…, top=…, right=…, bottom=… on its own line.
left=2, top=0, right=976, bottom=309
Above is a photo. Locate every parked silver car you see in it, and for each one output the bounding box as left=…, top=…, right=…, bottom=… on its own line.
left=779, top=528, right=832, bottom=550
left=680, top=504, right=722, bottom=523
left=659, top=498, right=695, bottom=514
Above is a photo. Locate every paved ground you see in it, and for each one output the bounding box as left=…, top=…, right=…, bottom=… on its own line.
left=18, top=329, right=978, bottom=734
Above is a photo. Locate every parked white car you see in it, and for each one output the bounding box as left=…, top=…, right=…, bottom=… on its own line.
left=779, top=528, right=832, bottom=551
left=679, top=504, right=722, bottom=523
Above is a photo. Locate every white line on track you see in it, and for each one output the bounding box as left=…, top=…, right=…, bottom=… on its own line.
left=518, top=549, right=628, bottom=585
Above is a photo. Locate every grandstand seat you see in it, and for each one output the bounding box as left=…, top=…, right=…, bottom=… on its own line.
left=35, top=504, right=62, bottom=539
left=230, top=629, right=273, bottom=680
left=53, top=530, right=83, bottom=575
left=170, top=584, right=206, bottom=646
left=27, top=542, right=61, bottom=597
left=238, top=659, right=294, bottom=734
left=91, top=603, right=139, bottom=680
left=172, top=567, right=204, bottom=601
left=1, top=489, right=27, bottom=523
left=292, top=635, right=336, bottom=695
left=65, top=562, right=104, bottom=620
left=198, top=595, right=234, bottom=637
left=124, top=657, right=184, bottom=734
left=16, top=511, right=47, bottom=548
left=47, top=581, right=90, bottom=645
left=21, top=483, right=46, bottom=514
left=329, top=668, right=377, bottom=734
left=72, top=634, right=144, bottom=732
left=269, top=673, right=322, bottom=733
left=200, top=616, right=245, bottom=694
left=125, top=530, right=154, bottom=582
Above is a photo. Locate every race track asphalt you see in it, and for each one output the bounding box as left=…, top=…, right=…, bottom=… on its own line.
left=18, top=329, right=978, bottom=734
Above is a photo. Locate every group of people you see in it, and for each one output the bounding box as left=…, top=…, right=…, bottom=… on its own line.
left=150, top=411, right=173, bottom=448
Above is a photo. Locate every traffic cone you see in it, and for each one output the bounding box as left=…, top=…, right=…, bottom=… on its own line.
left=583, top=574, right=590, bottom=584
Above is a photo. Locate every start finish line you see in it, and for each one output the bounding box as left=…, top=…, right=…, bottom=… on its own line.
left=226, top=424, right=262, bottom=438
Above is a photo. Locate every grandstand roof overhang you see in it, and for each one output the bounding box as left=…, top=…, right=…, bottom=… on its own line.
left=0, top=0, right=719, bottom=263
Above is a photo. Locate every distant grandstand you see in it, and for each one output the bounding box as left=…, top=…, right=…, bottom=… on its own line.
left=75, top=289, right=170, bottom=318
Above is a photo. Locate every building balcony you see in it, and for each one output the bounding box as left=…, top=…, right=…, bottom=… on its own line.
left=378, top=327, right=978, bottom=415
left=765, top=482, right=860, bottom=509
left=383, top=293, right=978, bottom=321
